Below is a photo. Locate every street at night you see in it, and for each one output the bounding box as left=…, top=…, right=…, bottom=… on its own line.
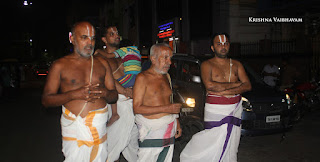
left=2, top=0, right=320, bottom=162
left=1, top=81, right=319, bottom=162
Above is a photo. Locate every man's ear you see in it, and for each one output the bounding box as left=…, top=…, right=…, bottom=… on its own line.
left=150, top=55, right=155, bottom=63
left=70, top=35, right=75, bottom=45
left=211, top=45, right=215, bottom=53
left=101, top=37, right=107, bottom=44
left=69, top=32, right=74, bottom=44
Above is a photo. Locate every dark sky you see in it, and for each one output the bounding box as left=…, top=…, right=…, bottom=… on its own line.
left=7, top=0, right=68, bottom=37
left=5, top=0, right=107, bottom=59
left=5, top=0, right=69, bottom=58
left=4, top=0, right=213, bottom=59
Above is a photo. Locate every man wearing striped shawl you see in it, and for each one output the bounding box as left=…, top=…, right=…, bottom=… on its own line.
left=95, top=26, right=140, bottom=162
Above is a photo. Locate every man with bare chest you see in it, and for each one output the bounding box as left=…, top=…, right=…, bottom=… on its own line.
left=133, top=43, right=182, bottom=162
left=95, top=26, right=139, bottom=162
left=180, top=33, right=251, bottom=162
left=42, top=21, right=118, bottom=162
left=95, top=26, right=124, bottom=125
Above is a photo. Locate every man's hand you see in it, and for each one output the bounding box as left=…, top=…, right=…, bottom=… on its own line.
left=124, top=88, right=133, bottom=98
left=89, top=84, right=118, bottom=104
left=207, top=81, right=243, bottom=95
left=89, top=84, right=114, bottom=100
left=70, top=84, right=101, bottom=102
left=169, top=103, right=182, bottom=114
left=207, top=90, right=225, bottom=96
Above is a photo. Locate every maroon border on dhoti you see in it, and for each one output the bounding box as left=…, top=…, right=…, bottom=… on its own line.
left=206, top=94, right=241, bottom=104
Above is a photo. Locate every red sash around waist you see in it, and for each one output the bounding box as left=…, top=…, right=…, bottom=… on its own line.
left=206, top=94, right=241, bottom=104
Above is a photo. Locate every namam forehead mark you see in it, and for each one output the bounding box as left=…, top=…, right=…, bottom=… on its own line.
left=215, top=35, right=228, bottom=45
left=75, top=22, right=95, bottom=39
left=85, top=24, right=95, bottom=40
left=108, top=27, right=118, bottom=35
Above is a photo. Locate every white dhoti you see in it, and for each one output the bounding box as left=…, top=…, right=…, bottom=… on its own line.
left=135, top=114, right=178, bottom=162
left=180, top=94, right=242, bottom=162
left=61, top=105, right=108, bottom=162
left=107, top=94, right=139, bottom=162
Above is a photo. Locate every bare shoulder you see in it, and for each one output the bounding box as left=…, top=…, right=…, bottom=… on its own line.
left=231, top=59, right=244, bottom=68
left=201, top=58, right=215, bottom=69
left=49, top=55, right=71, bottom=71
left=136, top=71, right=147, bottom=80
left=95, top=53, right=108, bottom=62
left=201, top=59, right=211, bottom=66
left=231, top=59, right=242, bottom=65
left=139, top=70, right=155, bottom=81
left=106, top=58, right=118, bottom=67
left=95, top=55, right=107, bottom=66
left=201, top=59, right=209, bottom=67
left=97, top=55, right=116, bottom=71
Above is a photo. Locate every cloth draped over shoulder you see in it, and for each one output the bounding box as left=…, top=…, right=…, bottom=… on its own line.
left=113, top=46, right=141, bottom=75
left=114, top=46, right=141, bottom=88
left=60, top=105, right=109, bottom=162
left=116, top=74, right=137, bottom=88
left=107, top=94, right=139, bottom=162
left=135, top=114, right=178, bottom=162
left=180, top=94, right=243, bottom=162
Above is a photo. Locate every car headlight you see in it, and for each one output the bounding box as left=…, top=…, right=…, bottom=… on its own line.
left=242, top=97, right=249, bottom=102
left=282, top=94, right=291, bottom=104
left=285, top=94, right=291, bottom=104
left=242, top=97, right=253, bottom=111
left=185, top=98, right=195, bottom=107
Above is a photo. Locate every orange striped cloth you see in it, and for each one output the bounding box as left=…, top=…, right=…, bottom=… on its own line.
left=61, top=105, right=109, bottom=162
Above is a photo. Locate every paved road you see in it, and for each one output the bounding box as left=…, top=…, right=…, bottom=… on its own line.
left=238, top=109, right=320, bottom=162
left=1, top=83, right=319, bottom=162
left=1, top=82, right=64, bottom=162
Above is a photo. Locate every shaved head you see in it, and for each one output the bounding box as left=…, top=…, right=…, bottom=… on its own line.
left=70, top=21, right=96, bottom=57
left=150, top=43, right=171, bottom=59
left=71, top=21, right=95, bottom=36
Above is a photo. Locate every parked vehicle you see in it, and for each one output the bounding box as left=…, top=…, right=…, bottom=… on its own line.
left=295, top=81, right=320, bottom=109
left=169, top=54, right=206, bottom=150
left=169, top=54, right=294, bottom=141
left=240, top=63, right=293, bottom=135
left=33, top=63, right=49, bottom=78
left=0, top=59, right=21, bottom=100
left=0, top=59, right=21, bottom=88
left=283, top=79, right=320, bottom=122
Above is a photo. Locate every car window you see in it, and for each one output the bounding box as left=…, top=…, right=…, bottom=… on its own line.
left=181, top=61, right=200, bottom=82
left=242, top=62, right=265, bottom=85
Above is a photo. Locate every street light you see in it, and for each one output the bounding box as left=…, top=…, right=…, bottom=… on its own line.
left=23, top=0, right=32, bottom=6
